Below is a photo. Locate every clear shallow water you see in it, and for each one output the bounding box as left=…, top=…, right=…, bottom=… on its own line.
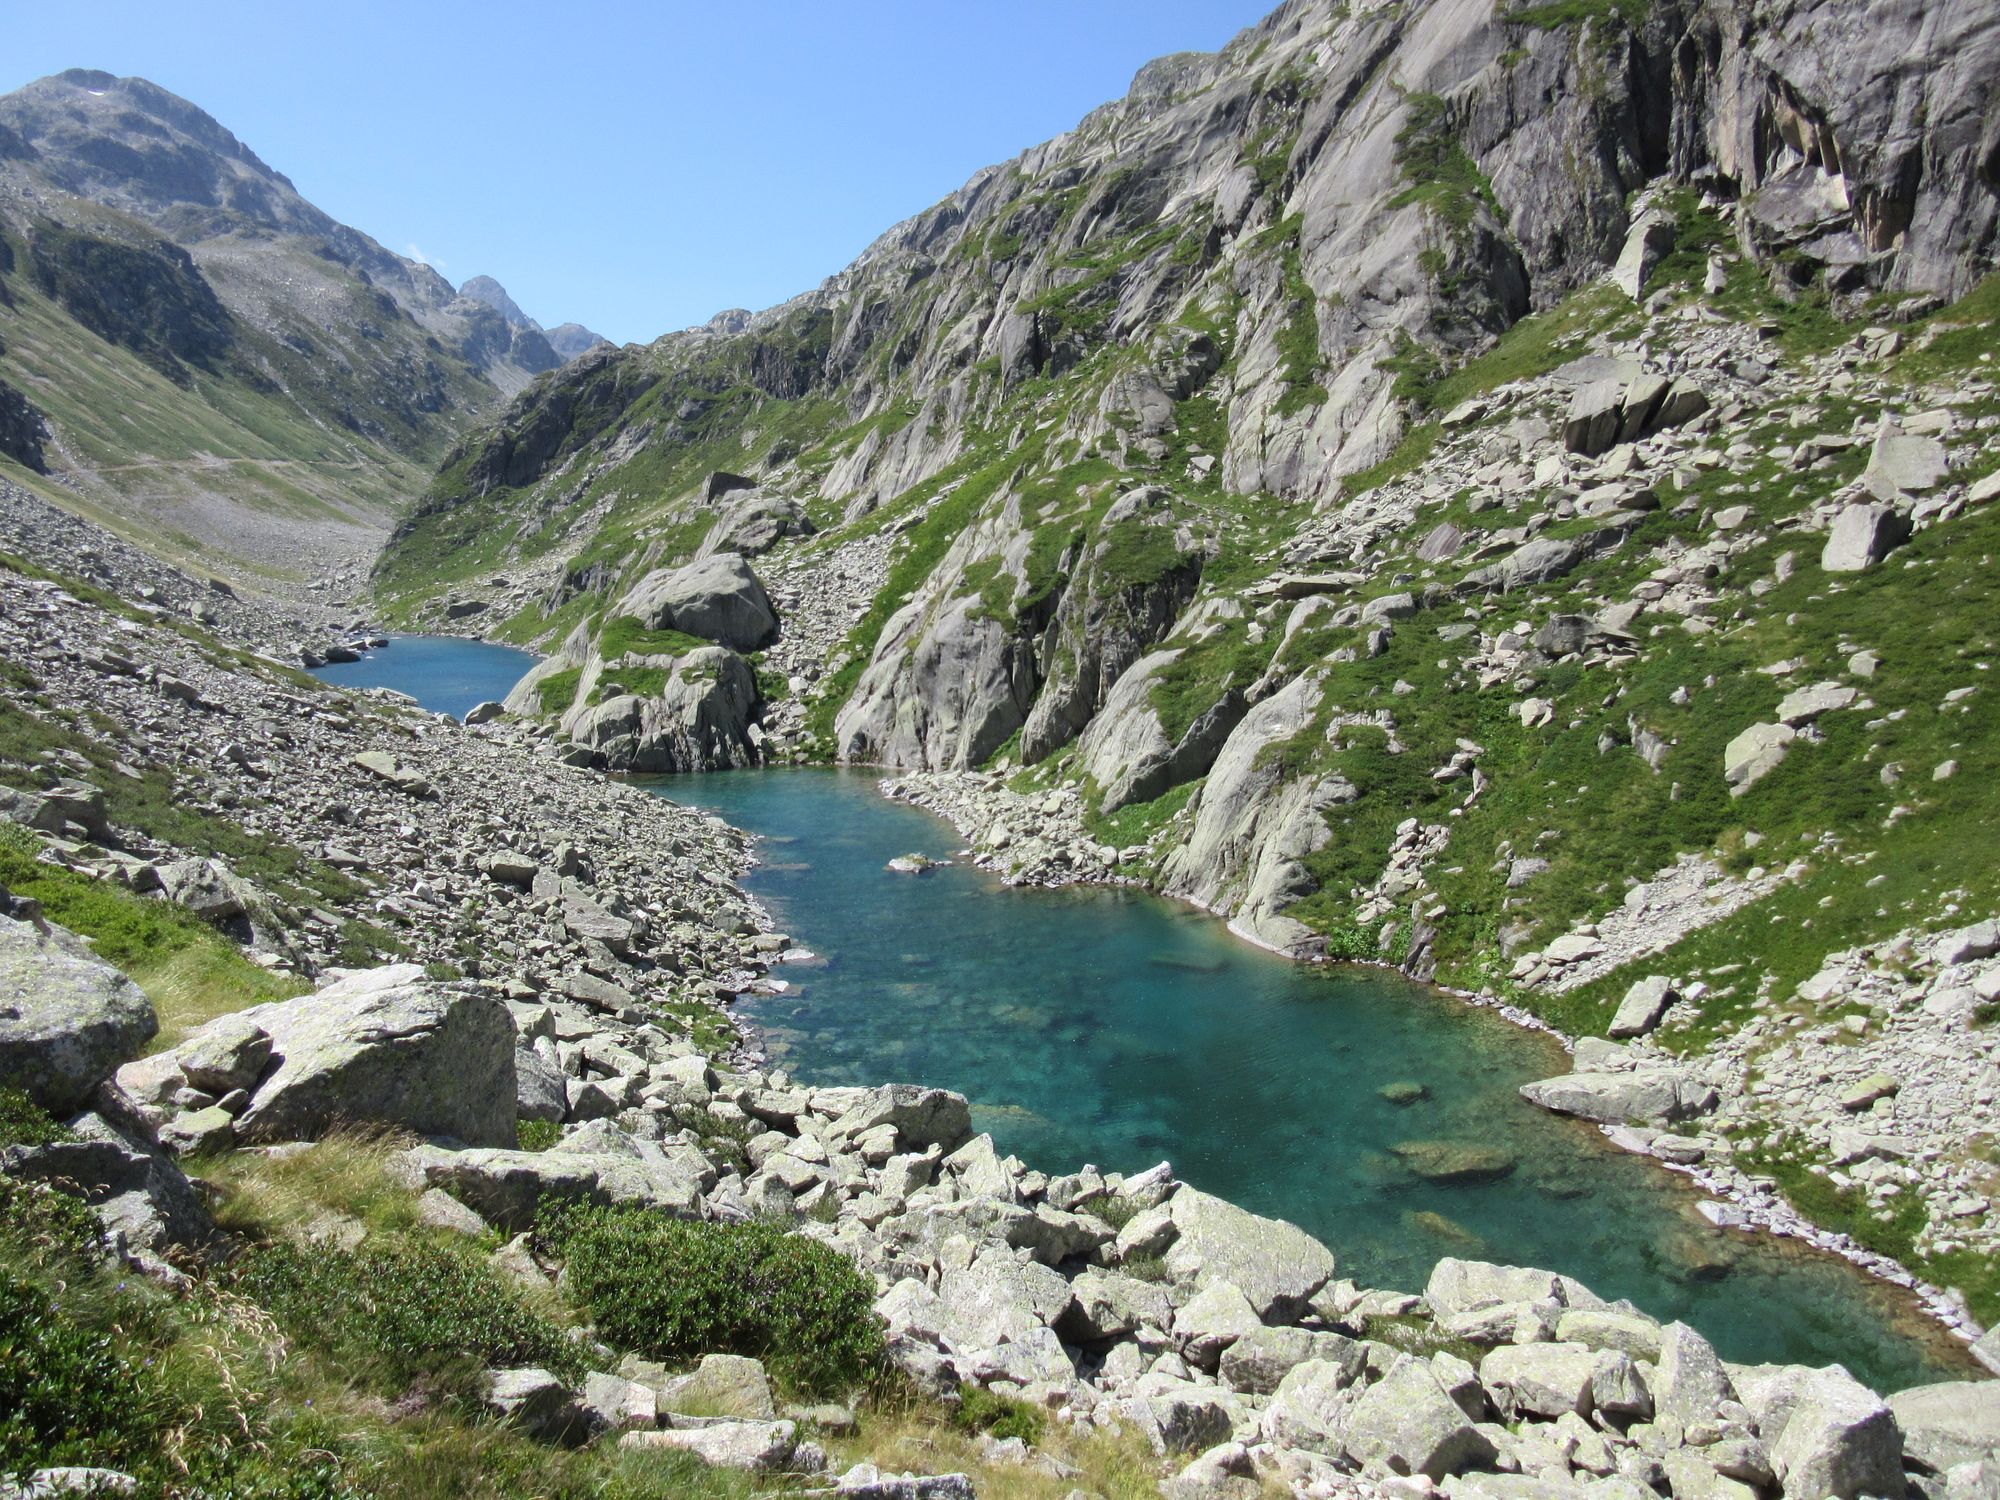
left=306, top=638, right=1967, bottom=1389
left=663, top=767, right=1972, bottom=1391
left=309, top=634, right=537, bottom=721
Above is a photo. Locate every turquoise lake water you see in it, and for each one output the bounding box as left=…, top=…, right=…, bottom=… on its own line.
left=314, top=638, right=1970, bottom=1389
left=309, top=634, right=538, bottom=720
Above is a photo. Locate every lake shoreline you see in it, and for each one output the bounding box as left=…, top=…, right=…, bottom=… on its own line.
left=863, top=764, right=1989, bottom=1370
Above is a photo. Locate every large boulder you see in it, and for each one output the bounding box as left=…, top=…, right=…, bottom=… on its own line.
left=1768, top=1366, right=1903, bottom=1500
left=1338, top=1356, right=1497, bottom=1479
left=0, top=913, right=157, bottom=1113
left=618, top=553, right=778, bottom=652
left=1889, top=1383, right=2000, bottom=1474
left=399, top=1133, right=715, bottom=1230
left=698, top=493, right=816, bottom=558
left=1519, top=1069, right=1717, bottom=1126
left=1821, top=503, right=1912, bottom=572
left=1164, top=1186, right=1336, bottom=1320
left=193, top=966, right=517, bottom=1146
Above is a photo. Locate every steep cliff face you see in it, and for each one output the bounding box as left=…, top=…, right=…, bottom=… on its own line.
left=391, top=0, right=1998, bottom=611
left=387, top=0, right=2000, bottom=982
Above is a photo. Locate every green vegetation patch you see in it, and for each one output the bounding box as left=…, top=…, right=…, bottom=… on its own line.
left=596, top=615, right=710, bottom=661
left=234, top=1238, right=583, bottom=1392
left=536, top=1205, right=884, bottom=1396
left=535, top=665, right=584, bottom=716
left=0, top=825, right=301, bottom=1044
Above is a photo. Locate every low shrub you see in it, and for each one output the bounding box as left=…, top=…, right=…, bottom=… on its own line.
left=517, top=1118, right=563, bottom=1152
left=949, top=1383, right=1044, bottom=1445
left=0, top=1086, right=70, bottom=1148
left=0, top=1269, right=169, bottom=1477
left=536, top=1205, right=884, bottom=1395
left=232, top=1239, right=582, bottom=1390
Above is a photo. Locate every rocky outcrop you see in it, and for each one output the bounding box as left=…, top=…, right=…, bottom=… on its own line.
left=562, top=648, right=762, bottom=774
left=1159, top=675, right=1351, bottom=955
left=1018, top=486, right=1210, bottom=765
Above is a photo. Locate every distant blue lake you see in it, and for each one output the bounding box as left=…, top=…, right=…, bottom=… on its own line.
left=316, top=638, right=1971, bottom=1390
left=309, top=634, right=537, bottom=720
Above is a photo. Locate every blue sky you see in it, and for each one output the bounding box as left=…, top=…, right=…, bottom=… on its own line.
left=5, top=2, right=1276, bottom=345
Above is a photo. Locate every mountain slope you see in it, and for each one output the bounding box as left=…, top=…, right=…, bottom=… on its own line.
left=0, top=71, right=576, bottom=581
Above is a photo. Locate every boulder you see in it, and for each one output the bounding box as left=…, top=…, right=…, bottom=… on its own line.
left=1111, top=1385, right=1235, bottom=1457
left=1723, top=721, right=1796, bottom=791
left=401, top=1139, right=709, bottom=1231
left=0, top=913, right=157, bottom=1113
left=1219, top=1326, right=1365, bottom=1396
left=660, top=1353, right=777, bottom=1420
left=1863, top=428, right=1949, bottom=499
left=204, top=965, right=517, bottom=1146
left=482, top=1368, right=586, bottom=1442
left=1480, top=1342, right=1599, bottom=1419
left=1060, top=1268, right=1175, bottom=1342
left=1339, top=1357, right=1498, bottom=1479
left=1891, top=1383, right=2000, bottom=1473
left=1, top=1117, right=211, bottom=1251
left=1174, top=1280, right=1264, bottom=1370
left=514, top=1040, right=569, bottom=1123
left=1768, top=1365, right=1903, bottom=1500
left=1264, top=1356, right=1368, bottom=1452
left=617, top=553, right=778, bottom=653
left=1520, top=1069, right=1717, bottom=1126
left=1608, top=976, right=1677, bottom=1039
left=349, top=751, right=432, bottom=798
left=1652, top=1322, right=1736, bottom=1428
left=1821, top=503, right=1912, bottom=572
left=580, top=1371, right=657, bottom=1432
left=1165, top=1186, right=1336, bottom=1320
left=174, top=1013, right=271, bottom=1095
left=157, top=857, right=251, bottom=921
left=1612, top=211, right=1677, bottom=300
left=1391, top=1139, right=1518, bottom=1185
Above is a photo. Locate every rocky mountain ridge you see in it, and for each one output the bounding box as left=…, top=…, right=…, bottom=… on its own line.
left=0, top=70, right=594, bottom=579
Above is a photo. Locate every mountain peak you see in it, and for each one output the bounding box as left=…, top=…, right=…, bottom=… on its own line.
left=458, top=275, right=535, bottom=330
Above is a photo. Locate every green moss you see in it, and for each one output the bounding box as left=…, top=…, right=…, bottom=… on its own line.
left=0, top=825, right=299, bottom=1041
left=1148, top=621, right=1271, bottom=745
left=1082, top=779, right=1199, bottom=850
left=1500, top=0, right=1649, bottom=28
left=1270, top=221, right=1329, bottom=416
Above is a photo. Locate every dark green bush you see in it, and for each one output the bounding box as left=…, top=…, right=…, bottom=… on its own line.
left=0, top=1086, right=71, bottom=1148
left=517, top=1118, right=563, bottom=1152
left=233, top=1240, right=582, bottom=1389
left=949, top=1383, right=1044, bottom=1445
left=536, top=1205, right=884, bottom=1395
left=0, top=1269, right=165, bottom=1474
